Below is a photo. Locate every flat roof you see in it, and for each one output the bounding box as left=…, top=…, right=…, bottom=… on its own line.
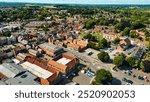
left=39, top=43, right=63, bottom=52
left=0, top=63, right=26, bottom=78
left=17, top=53, right=26, bottom=58
left=20, top=62, right=53, bottom=79
left=0, top=81, right=6, bottom=85
left=12, top=59, right=20, bottom=64
left=5, top=72, right=40, bottom=85
left=56, top=57, right=71, bottom=65
left=29, top=49, right=38, bottom=53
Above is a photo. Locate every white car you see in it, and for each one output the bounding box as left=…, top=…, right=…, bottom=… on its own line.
left=125, top=83, right=132, bottom=85
left=143, top=76, right=147, bottom=79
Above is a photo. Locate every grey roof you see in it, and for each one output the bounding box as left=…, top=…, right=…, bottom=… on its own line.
left=5, top=72, right=40, bottom=85
left=0, top=63, right=26, bottom=78
left=0, top=81, right=7, bottom=85
left=131, top=47, right=144, bottom=60
left=39, top=43, right=63, bottom=52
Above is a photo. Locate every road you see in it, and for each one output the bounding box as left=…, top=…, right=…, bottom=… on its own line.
left=65, top=48, right=150, bottom=85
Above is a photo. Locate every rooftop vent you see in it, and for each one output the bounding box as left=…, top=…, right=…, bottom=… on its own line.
left=21, top=74, right=27, bottom=78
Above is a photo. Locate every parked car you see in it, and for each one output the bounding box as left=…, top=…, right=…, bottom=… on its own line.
left=143, top=76, right=147, bottom=79
left=87, top=52, right=93, bottom=56
left=122, top=77, right=127, bottom=82
left=85, top=71, right=95, bottom=78
left=71, top=73, right=76, bottom=76
left=127, top=72, right=131, bottom=76
left=139, top=83, right=144, bottom=85
left=125, top=83, right=132, bottom=85
left=138, top=76, right=144, bottom=80
left=126, top=80, right=133, bottom=84
left=122, top=78, right=133, bottom=84
left=127, top=70, right=132, bottom=76
left=123, top=71, right=127, bottom=74
left=67, top=82, right=79, bottom=85
left=133, top=74, right=136, bottom=78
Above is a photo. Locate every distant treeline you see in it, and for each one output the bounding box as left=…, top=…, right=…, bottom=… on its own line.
left=0, top=2, right=150, bottom=7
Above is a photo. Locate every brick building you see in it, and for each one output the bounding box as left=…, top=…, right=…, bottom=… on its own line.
left=39, top=43, right=64, bottom=57
left=48, top=53, right=79, bottom=74
left=63, top=38, right=88, bottom=52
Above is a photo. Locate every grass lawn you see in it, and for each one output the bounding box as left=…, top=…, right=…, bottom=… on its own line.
left=80, top=33, right=103, bottom=40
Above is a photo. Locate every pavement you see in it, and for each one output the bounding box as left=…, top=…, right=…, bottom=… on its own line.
left=65, top=48, right=150, bottom=85
left=72, top=72, right=92, bottom=85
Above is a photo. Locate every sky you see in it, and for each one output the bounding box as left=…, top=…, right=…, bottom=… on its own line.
left=0, top=0, right=149, bottom=4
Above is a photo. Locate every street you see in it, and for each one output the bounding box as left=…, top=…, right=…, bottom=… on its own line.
left=65, top=48, right=150, bottom=85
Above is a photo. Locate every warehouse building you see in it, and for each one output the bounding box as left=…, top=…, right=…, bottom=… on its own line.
left=5, top=72, right=40, bottom=85
left=48, top=53, right=79, bottom=74
left=39, top=43, right=64, bottom=57
left=0, top=63, right=40, bottom=85
left=0, top=63, right=26, bottom=78
left=20, top=61, right=60, bottom=85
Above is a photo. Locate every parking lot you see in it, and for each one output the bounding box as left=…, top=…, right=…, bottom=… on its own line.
left=72, top=71, right=94, bottom=85
left=115, top=67, right=150, bottom=85
left=83, top=48, right=100, bottom=59
left=65, top=47, right=150, bottom=85
left=102, top=47, right=122, bottom=59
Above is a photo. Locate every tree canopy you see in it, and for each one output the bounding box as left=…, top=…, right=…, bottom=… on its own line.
left=98, top=38, right=109, bottom=49
left=113, top=53, right=126, bottom=67
left=92, top=69, right=113, bottom=85
left=97, top=51, right=110, bottom=62
left=126, top=56, right=138, bottom=67
left=113, top=38, right=120, bottom=44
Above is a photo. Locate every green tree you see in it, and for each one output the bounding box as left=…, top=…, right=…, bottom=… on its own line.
left=99, top=19, right=109, bottom=26
left=140, top=60, right=150, bottom=72
left=98, top=38, right=108, bottom=49
left=126, top=56, right=136, bottom=67
left=113, top=54, right=125, bottom=67
left=37, top=15, right=45, bottom=21
left=43, top=26, right=49, bottom=34
left=140, top=61, right=145, bottom=71
left=114, top=23, right=124, bottom=32
left=84, top=34, right=97, bottom=42
left=2, top=31, right=11, bottom=37
left=88, top=41, right=99, bottom=50
left=97, top=51, right=110, bottom=62
left=130, top=31, right=138, bottom=38
left=84, top=20, right=96, bottom=29
left=122, top=27, right=130, bottom=36
left=92, top=69, right=113, bottom=85
left=147, top=40, right=150, bottom=51
left=113, top=38, right=120, bottom=44
left=88, top=41, right=95, bottom=48
left=131, top=21, right=145, bottom=29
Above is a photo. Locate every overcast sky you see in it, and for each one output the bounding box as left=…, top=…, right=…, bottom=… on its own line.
left=0, top=0, right=149, bottom=4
